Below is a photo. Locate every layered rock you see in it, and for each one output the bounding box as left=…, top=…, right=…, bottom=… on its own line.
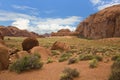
left=76, top=5, right=120, bottom=39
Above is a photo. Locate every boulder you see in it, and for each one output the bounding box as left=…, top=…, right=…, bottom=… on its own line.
left=0, top=44, right=9, bottom=70
left=51, top=41, right=70, bottom=51
left=22, top=37, right=39, bottom=51
left=76, top=5, right=120, bottom=39
left=30, top=46, right=51, bottom=60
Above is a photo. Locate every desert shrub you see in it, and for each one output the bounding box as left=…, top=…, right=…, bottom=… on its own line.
left=9, top=54, right=43, bottom=73
left=111, top=58, right=120, bottom=70
left=51, top=50, right=60, bottom=56
left=59, top=53, right=72, bottom=62
left=79, top=54, right=102, bottom=61
left=111, top=54, right=120, bottom=61
left=109, top=58, right=120, bottom=80
left=79, top=54, right=94, bottom=61
left=46, top=57, right=53, bottom=64
left=94, top=55, right=103, bottom=61
left=109, top=70, right=120, bottom=80
left=60, top=67, right=79, bottom=80
left=68, top=58, right=77, bottom=65
left=89, top=59, right=98, bottom=68
left=67, top=49, right=78, bottom=54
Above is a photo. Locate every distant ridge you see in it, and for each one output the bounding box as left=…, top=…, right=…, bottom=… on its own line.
left=0, top=26, right=44, bottom=38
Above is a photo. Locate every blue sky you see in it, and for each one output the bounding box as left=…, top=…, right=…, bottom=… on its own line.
left=0, top=0, right=120, bottom=34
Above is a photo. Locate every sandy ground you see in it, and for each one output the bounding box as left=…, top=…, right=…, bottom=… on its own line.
left=0, top=61, right=112, bottom=80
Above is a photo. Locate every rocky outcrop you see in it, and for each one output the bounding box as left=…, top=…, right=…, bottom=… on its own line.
left=51, top=29, right=77, bottom=36
left=76, top=5, right=120, bottom=39
left=0, top=26, right=42, bottom=37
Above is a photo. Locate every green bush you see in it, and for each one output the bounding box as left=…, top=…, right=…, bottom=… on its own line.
left=89, top=59, right=98, bottom=68
left=51, top=50, right=60, bottom=56
left=59, top=53, right=72, bottom=62
left=46, top=57, right=53, bottom=64
left=79, top=54, right=102, bottom=61
left=111, top=54, right=120, bottom=61
left=94, top=55, right=103, bottom=61
left=109, top=70, right=120, bottom=80
left=60, top=67, right=79, bottom=80
left=68, top=58, right=77, bottom=65
left=109, top=58, right=120, bottom=80
left=79, top=54, right=93, bottom=61
left=9, top=54, right=43, bottom=73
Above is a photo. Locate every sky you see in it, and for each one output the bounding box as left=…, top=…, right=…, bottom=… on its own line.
left=0, top=0, right=120, bottom=34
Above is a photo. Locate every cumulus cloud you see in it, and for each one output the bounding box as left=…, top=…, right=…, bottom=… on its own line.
left=0, top=10, right=81, bottom=34
left=90, top=0, right=120, bottom=10
left=12, top=18, right=30, bottom=30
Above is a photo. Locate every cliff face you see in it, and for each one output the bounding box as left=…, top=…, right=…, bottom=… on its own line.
left=76, top=5, right=120, bottom=39
left=0, top=26, right=41, bottom=37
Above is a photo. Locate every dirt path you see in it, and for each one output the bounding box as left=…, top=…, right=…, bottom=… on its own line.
left=0, top=61, right=112, bottom=80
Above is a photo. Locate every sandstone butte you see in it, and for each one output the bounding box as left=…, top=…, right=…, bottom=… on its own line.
left=76, top=5, right=120, bottom=39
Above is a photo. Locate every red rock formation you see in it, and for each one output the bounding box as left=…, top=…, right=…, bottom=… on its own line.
left=51, top=29, right=77, bottom=36
left=0, top=26, right=42, bottom=38
left=76, top=5, right=120, bottom=39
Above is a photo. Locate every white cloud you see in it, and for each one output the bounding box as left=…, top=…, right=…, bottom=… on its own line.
left=12, top=5, right=40, bottom=15
left=0, top=10, right=36, bottom=21
left=12, top=18, right=30, bottom=30
left=90, top=0, right=101, bottom=5
left=30, top=16, right=81, bottom=34
left=0, top=10, right=82, bottom=34
left=12, top=5, right=37, bottom=11
left=90, top=0, right=120, bottom=10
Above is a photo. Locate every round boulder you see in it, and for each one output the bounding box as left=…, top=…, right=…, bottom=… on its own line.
left=22, top=37, right=39, bottom=51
